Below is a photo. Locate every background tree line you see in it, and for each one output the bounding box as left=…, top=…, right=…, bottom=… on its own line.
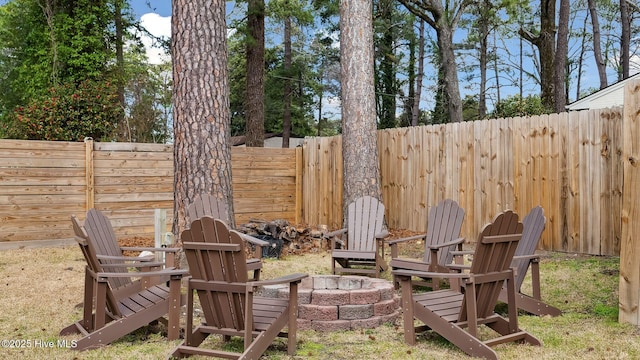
left=0, top=0, right=638, bottom=143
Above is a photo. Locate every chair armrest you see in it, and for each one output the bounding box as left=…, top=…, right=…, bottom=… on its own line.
left=98, top=261, right=167, bottom=269
left=239, top=233, right=270, bottom=247
left=386, top=234, right=426, bottom=245
left=450, top=250, right=474, bottom=256
left=392, top=268, right=470, bottom=280
left=247, top=273, right=309, bottom=290
left=513, top=254, right=540, bottom=262
left=447, top=263, right=471, bottom=272
left=324, top=228, right=347, bottom=250
left=96, top=255, right=156, bottom=266
left=120, top=246, right=180, bottom=253
left=428, top=237, right=465, bottom=250
left=324, top=228, right=347, bottom=239
left=96, top=268, right=188, bottom=280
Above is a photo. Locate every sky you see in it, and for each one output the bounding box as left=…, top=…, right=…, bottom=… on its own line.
left=130, top=1, right=171, bottom=65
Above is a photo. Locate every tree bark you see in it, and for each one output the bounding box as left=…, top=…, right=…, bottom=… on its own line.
left=172, top=0, right=235, bottom=235
left=245, top=0, right=265, bottom=147
left=340, top=0, right=383, bottom=223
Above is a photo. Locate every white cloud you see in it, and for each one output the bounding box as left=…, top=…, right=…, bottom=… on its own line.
left=139, top=13, right=171, bottom=65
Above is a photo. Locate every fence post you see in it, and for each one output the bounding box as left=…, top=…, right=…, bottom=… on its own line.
left=155, top=209, right=167, bottom=262
left=620, top=80, right=640, bottom=326
left=295, top=146, right=303, bottom=224
left=84, top=138, right=94, bottom=211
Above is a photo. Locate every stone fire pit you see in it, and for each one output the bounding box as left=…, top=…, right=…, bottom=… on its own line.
left=258, top=275, right=401, bottom=331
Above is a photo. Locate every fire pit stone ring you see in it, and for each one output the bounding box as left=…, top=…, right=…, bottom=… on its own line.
left=258, top=275, right=401, bottom=331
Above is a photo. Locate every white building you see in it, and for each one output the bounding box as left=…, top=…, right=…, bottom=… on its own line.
left=566, top=73, right=640, bottom=111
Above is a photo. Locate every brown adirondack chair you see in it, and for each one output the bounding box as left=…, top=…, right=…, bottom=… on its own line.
left=327, top=196, right=389, bottom=277
left=497, top=206, right=561, bottom=316
left=82, top=208, right=181, bottom=292
left=393, top=210, right=542, bottom=359
left=168, top=216, right=307, bottom=359
left=388, top=199, right=465, bottom=289
left=60, top=216, right=186, bottom=351
left=186, top=193, right=268, bottom=280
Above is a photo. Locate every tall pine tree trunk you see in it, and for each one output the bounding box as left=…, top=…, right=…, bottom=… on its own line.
left=340, top=0, right=383, bottom=222
left=172, top=0, right=235, bottom=235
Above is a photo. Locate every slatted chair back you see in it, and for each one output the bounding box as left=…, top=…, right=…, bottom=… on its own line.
left=83, top=208, right=131, bottom=289
left=514, top=206, right=546, bottom=290
left=459, top=210, right=522, bottom=322
left=181, top=216, right=249, bottom=331
left=423, top=199, right=465, bottom=265
left=346, top=196, right=385, bottom=252
left=70, top=215, right=122, bottom=318
left=186, top=193, right=231, bottom=224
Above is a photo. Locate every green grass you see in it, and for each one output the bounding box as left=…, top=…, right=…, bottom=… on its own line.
left=0, top=244, right=638, bottom=359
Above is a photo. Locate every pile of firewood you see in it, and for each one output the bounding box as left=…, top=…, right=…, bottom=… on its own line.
left=237, top=219, right=330, bottom=256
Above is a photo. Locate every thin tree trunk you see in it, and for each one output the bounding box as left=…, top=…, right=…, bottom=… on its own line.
left=576, top=13, right=588, bottom=99
left=405, top=22, right=415, bottom=128
left=282, top=16, right=292, bottom=148
left=340, top=0, right=383, bottom=222
left=437, top=25, right=463, bottom=122
left=478, top=0, right=489, bottom=119
left=588, top=0, right=608, bottom=89
left=114, top=0, right=128, bottom=141
left=172, top=0, right=235, bottom=235
left=495, top=32, right=501, bottom=104
left=412, top=20, right=425, bottom=127
left=378, top=0, right=396, bottom=129
left=40, top=0, right=59, bottom=86
left=520, top=0, right=556, bottom=111
left=620, top=0, right=630, bottom=79
left=554, top=0, right=570, bottom=113
left=245, top=0, right=265, bottom=147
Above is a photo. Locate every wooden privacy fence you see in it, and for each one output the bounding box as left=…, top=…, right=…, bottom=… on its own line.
left=303, top=107, right=624, bottom=257
left=0, top=140, right=301, bottom=242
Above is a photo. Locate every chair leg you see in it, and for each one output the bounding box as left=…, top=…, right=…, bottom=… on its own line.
left=167, top=275, right=182, bottom=340
left=399, top=276, right=416, bottom=345
left=287, top=283, right=299, bottom=355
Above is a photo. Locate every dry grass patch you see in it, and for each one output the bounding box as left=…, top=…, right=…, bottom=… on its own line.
left=0, top=241, right=638, bottom=360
